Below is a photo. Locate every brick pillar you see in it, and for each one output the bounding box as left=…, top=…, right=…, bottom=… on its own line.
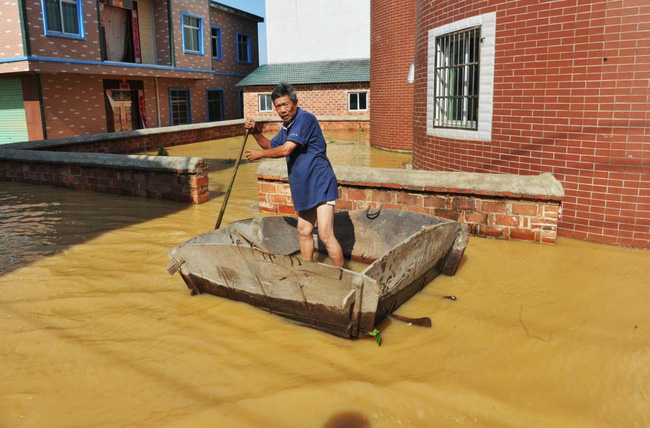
left=369, top=0, right=416, bottom=152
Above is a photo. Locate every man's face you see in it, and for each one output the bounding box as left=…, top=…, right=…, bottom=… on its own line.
left=273, top=95, right=299, bottom=123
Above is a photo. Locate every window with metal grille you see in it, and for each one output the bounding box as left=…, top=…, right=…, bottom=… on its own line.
left=433, top=26, right=480, bottom=130
left=170, top=89, right=191, bottom=125
left=207, top=89, right=225, bottom=121
left=259, top=94, right=273, bottom=112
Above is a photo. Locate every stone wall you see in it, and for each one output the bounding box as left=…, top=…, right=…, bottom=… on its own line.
left=0, top=149, right=208, bottom=203
left=256, top=160, right=564, bottom=244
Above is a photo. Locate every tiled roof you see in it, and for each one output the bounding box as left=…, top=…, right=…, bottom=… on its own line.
left=210, top=2, right=264, bottom=22
left=237, top=59, right=370, bottom=86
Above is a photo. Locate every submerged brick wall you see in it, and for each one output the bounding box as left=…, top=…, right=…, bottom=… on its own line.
left=0, top=150, right=209, bottom=203
left=0, top=120, right=256, bottom=204
left=255, top=160, right=564, bottom=244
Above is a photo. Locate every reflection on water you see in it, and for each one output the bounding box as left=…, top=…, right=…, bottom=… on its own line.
left=1, top=132, right=649, bottom=428
left=0, top=184, right=188, bottom=275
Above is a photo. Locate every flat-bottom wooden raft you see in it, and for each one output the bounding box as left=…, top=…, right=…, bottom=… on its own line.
left=168, top=209, right=468, bottom=338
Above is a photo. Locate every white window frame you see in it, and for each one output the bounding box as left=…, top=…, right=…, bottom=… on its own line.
left=348, top=91, right=368, bottom=112
left=259, top=94, right=273, bottom=112
left=427, top=12, right=495, bottom=141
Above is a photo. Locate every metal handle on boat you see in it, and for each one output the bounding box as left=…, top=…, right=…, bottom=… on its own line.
left=365, top=205, right=382, bottom=219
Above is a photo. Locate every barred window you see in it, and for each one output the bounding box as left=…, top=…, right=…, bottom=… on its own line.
left=433, top=27, right=480, bottom=130
left=170, top=89, right=191, bottom=125
left=207, top=89, right=225, bottom=121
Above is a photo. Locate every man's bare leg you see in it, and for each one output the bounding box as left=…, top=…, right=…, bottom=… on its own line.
left=315, top=203, right=344, bottom=267
left=297, top=208, right=317, bottom=262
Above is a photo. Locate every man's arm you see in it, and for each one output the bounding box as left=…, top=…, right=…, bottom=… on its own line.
left=246, top=141, right=298, bottom=162
left=245, top=117, right=271, bottom=149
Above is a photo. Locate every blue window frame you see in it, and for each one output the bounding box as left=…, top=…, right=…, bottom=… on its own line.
left=236, top=32, right=251, bottom=64
left=206, top=88, right=225, bottom=122
left=211, top=26, right=222, bottom=60
left=42, top=0, right=85, bottom=39
left=169, top=88, right=191, bottom=125
left=181, top=12, right=203, bottom=55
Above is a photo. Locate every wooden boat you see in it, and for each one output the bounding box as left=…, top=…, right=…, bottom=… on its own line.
left=167, top=208, right=468, bottom=339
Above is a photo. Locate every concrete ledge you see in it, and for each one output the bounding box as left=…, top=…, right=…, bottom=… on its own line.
left=0, top=149, right=204, bottom=173
left=257, top=160, right=565, bottom=200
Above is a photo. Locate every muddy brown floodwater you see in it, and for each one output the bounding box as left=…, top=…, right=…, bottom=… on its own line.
left=1, top=132, right=649, bottom=428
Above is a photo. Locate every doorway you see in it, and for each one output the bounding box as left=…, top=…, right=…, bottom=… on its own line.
left=103, top=79, right=147, bottom=132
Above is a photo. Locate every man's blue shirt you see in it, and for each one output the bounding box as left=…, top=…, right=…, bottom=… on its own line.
left=270, top=108, right=338, bottom=211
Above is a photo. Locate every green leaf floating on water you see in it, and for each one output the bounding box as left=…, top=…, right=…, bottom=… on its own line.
left=367, top=328, right=382, bottom=346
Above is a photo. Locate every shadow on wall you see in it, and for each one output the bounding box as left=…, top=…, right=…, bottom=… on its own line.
left=0, top=181, right=188, bottom=276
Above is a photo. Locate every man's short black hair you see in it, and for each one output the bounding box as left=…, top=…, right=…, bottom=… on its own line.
left=271, top=82, right=297, bottom=102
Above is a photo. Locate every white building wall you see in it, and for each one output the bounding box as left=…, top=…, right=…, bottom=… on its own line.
left=265, top=0, right=370, bottom=64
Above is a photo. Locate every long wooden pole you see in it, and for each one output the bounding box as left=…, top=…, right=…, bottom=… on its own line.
left=214, top=129, right=250, bottom=230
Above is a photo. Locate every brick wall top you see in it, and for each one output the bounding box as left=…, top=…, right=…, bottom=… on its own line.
left=256, top=160, right=564, bottom=201
left=0, top=149, right=204, bottom=174
left=0, top=119, right=246, bottom=151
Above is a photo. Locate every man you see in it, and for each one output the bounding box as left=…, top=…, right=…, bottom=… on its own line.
left=245, top=82, right=344, bottom=267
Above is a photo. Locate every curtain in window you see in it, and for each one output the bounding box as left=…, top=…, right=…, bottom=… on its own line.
left=237, top=34, right=249, bottom=62
left=61, top=0, right=79, bottom=34
left=208, top=91, right=224, bottom=121
left=45, top=0, right=62, bottom=32
left=104, top=5, right=128, bottom=61
left=183, top=16, right=200, bottom=51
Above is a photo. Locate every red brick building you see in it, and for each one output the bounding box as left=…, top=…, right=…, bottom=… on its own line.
left=372, top=0, right=649, bottom=248
left=238, top=59, right=370, bottom=125
left=0, top=0, right=262, bottom=143
left=369, top=0, right=416, bottom=152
